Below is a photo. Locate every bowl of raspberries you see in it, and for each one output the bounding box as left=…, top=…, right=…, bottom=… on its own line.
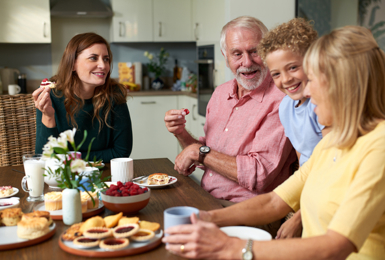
left=100, top=181, right=151, bottom=214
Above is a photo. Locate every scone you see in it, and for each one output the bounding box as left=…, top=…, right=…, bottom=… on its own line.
left=147, top=173, right=169, bottom=185
left=22, top=210, right=53, bottom=226
left=17, top=217, right=50, bottom=239
left=40, top=78, right=56, bottom=88
left=1, top=208, right=23, bottom=226
left=44, top=192, right=62, bottom=211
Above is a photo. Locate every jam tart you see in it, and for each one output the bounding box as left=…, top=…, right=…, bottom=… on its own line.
left=73, top=236, right=100, bottom=248
left=83, top=227, right=112, bottom=239
left=130, top=229, right=155, bottom=242
left=99, top=238, right=129, bottom=251
left=112, top=223, right=139, bottom=238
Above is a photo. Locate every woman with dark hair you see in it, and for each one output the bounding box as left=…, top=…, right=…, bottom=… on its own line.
left=33, top=32, right=132, bottom=162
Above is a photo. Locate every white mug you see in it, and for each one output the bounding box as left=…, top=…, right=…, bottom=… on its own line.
left=8, top=84, right=21, bottom=95
left=110, top=158, right=134, bottom=183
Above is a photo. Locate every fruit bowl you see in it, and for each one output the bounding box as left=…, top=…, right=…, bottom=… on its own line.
left=100, top=182, right=151, bottom=214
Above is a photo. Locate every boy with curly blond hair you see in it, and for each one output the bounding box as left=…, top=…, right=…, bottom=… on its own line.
left=258, top=18, right=330, bottom=239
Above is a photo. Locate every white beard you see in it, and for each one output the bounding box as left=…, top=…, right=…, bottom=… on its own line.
left=235, top=65, right=268, bottom=91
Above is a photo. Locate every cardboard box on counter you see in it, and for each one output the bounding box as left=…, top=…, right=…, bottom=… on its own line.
left=118, top=62, right=142, bottom=91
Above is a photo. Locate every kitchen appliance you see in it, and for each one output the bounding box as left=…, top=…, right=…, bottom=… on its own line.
left=51, top=0, right=113, bottom=18
left=196, top=45, right=215, bottom=117
left=0, top=68, right=20, bottom=94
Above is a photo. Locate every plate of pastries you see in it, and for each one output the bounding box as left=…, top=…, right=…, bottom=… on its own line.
left=59, top=212, right=163, bottom=257
left=34, top=191, right=104, bottom=220
left=0, top=208, right=56, bottom=250
left=132, top=173, right=177, bottom=188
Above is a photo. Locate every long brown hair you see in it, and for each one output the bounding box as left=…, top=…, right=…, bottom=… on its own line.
left=304, top=26, right=385, bottom=148
left=51, top=32, right=127, bottom=131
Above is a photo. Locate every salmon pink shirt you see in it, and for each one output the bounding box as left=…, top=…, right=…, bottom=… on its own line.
left=199, top=76, right=296, bottom=202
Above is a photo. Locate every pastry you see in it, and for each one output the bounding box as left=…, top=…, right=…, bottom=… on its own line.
left=62, top=222, right=83, bottom=241
left=99, top=238, right=129, bottom=251
left=83, top=227, right=112, bottom=239
left=139, top=220, right=160, bottom=232
left=44, top=192, right=62, bottom=211
left=17, top=217, right=50, bottom=239
left=81, top=197, right=88, bottom=213
left=130, top=229, right=155, bottom=241
left=81, top=191, right=99, bottom=210
left=79, top=216, right=105, bottom=233
left=104, top=212, right=123, bottom=228
left=73, top=236, right=100, bottom=248
left=1, top=208, right=23, bottom=226
left=147, top=173, right=169, bottom=185
left=40, top=78, right=56, bottom=88
left=22, top=210, right=53, bottom=226
left=112, top=224, right=139, bottom=238
left=118, top=216, right=139, bottom=226
left=0, top=186, right=13, bottom=197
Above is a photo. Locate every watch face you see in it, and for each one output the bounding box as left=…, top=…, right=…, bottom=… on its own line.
left=200, top=146, right=210, bottom=153
left=243, top=251, right=253, bottom=260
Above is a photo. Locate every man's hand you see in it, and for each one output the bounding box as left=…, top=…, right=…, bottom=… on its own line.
left=276, top=211, right=302, bottom=239
left=174, top=143, right=200, bottom=176
left=164, top=109, right=189, bottom=135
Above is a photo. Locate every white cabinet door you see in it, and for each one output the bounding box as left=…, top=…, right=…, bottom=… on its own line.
left=127, top=96, right=179, bottom=162
left=110, top=0, right=153, bottom=42
left=153, top=0, right=193, bottom=42
left=0, top=0, right=51, bottom=43
left=192, top=0, right=225, bottom=42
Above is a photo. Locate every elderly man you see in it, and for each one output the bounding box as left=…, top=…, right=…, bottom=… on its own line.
left=164, top=16, right=296, bottom=206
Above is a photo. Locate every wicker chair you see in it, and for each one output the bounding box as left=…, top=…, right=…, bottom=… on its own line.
left=0, top=94, right=36, bottom=166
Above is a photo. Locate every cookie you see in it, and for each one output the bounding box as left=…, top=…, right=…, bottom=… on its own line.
left=62, top=222, right=83, bottom=241
left=118, top=216, right=139, bottom=226
left=104, top=212, right=123, bottom=228
left=139, top=220, right=160, bottom=232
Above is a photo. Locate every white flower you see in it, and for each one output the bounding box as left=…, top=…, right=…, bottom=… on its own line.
left=61, top=128, right=76, bottom=145
left=148, top=54, right=154, bottom=60
left=42, top=143, right=54, bottom=160
left=144, top=51, right=149, bottom=57
left=70, top=159, right=87, bottom=173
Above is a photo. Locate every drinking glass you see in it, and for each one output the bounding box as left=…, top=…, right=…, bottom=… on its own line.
left=21, top=154, right=45, bottom=201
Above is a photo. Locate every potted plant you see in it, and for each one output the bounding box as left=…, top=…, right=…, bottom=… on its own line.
left=43, top=128, right=108, bottom=225
left=144, top=48, right=169, bottom=90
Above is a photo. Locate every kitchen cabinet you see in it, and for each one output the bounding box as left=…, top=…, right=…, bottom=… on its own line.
left=153, top=0, right=193, bottom=42
left=109, top=0, right=153, bottom=42
left=192, top=0, right=225, bottom=42
left=110, top=0, right=193, bottom=42
left=0, top=0, right=51, bottom=43
left=127, top=95, right=179, bottom=162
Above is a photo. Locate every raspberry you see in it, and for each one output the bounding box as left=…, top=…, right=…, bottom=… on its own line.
left=137, top=189, right=144, bottom=194
left=184, top=108, right=190, bottom=115
left=143, top=187, right=148, bottom=192
left=125, top=182, right=133, bottom=188
left=129, top=190, right=138, bottom=196
left=122, top=192, right=130, bottom=197
left=114, top=193, right=121, bottom=197
left=42, top=78, right=48, bottom=82
left=117, top=181, right=123, bottom=187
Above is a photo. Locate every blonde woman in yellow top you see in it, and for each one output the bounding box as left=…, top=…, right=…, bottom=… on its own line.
left=162, top=26, right=385, bottom=260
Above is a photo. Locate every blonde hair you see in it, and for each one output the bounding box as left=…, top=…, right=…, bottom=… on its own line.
left=220, top=16, right=268, bottom=56
left=304, top=26, right=385, bottom=149
left=257, top=18, right=317, bottom=62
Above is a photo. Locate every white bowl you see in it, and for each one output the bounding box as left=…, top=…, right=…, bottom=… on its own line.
left=44, top=175, right=61, bottom=188
left=0, top=197, right=20, bottom=211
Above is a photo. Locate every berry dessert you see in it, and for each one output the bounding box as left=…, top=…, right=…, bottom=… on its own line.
left=184, top=108, right=190, bottom=115
left=112, top=223, right=139, bottom=238
left=40, top=78, right=56, bottom=89
left=73, top=237, right=100, bottom=248
left=83, top=227, right=112, bottom=239
left=104, top=181, right=148, bottom=197
left=99, top=238, right=129, bottom=251
left=0, top=186, right=14, bottom=198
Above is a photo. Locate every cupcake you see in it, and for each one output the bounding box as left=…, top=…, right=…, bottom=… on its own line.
left=81, top=191, right=99, bottom=210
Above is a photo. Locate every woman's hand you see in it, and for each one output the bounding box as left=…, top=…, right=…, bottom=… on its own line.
left=32, top=87, right=56, bottom=128
left=164, top=109, right=188, bottom=136
left=276, top=211, right=303, bottom=239
left=162, top=213, right=243, bottom=259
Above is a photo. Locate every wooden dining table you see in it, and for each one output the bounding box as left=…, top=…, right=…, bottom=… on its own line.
left=0, top=158, right=223, bottom=260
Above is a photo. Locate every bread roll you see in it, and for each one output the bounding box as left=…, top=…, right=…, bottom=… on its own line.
left=17, top=217, right=50, bottom=239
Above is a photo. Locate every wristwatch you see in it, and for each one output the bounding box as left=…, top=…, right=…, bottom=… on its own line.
left=242, top=239, right=254, bottom=260
left=198, top=146, right=210, bottom=163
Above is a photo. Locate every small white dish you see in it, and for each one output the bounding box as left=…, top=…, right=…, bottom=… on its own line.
left=0, top=187, right=19, bottom=199
left=0, top=197, right=20, bottom=211
left=220, top=226, right=272, bottom=241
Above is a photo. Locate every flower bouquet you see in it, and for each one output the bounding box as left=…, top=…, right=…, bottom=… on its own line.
left=144, top=48, right=169, bottom=90
left=43, top=128, right=109, bottom=224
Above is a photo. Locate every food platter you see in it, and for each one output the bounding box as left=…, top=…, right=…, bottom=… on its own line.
left=0, top=223, right=56, bottom=251
left=0, top=187, right=19, bottom=199
left=0, top=197, right=20, bottom=211
left=220, top=226, right=272, bottom=241
left=33, top=202, right=104, bottom=220
left=59, top=229, right=163, bottom=257
left=132, top=176, right=177, bottom=188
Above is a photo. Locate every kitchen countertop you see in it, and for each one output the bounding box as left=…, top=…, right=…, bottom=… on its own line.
left=128, top=90, right=197, bottom=98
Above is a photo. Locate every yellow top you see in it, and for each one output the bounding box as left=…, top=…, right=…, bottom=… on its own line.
left=274, top=121, right=385, bottom=259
